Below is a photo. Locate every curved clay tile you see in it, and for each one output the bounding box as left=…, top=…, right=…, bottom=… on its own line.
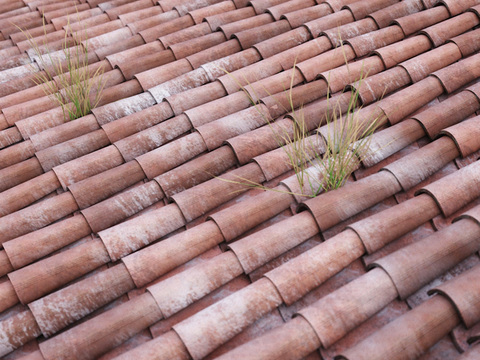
left=135, top=132, right=208, bottom=179
left=417, top=159, right=480, bottom=217
left=139, top=14, right=194, bottom=43
left=347, top=0, right=402, bottom=21
left=383, top=136, right=459, bottom=191
left=369, top=0, right=424, bottom=29
left=322, top=17, right=378, bottom=48
left=2, top=94, right=59, bottom=127
left=0, top=63, right=37, bottom=86
left=0, top=157, right=43, bottom=192
left=51, top=8, right=104, bottom=31
left=217, top=316, right=320, bottom=360
left=263, top=228, right=362, bottom=305
left=173, top=277, right=282, bottom=360
left=442, top=0, right=480, bottom=16
left=119, top=5, right=164, bottom=25
left=198, top=46, right=260, bottom=81
left=188, top=1, right=236, bottom=24
left=414, top=90, right=480, bottom=139
left=228, top=211, right=318, bottom=273
left=400, top=42, right=461, bottom=83
left=304, top=9, right=354, bottom=38
left=99, top=203, right=186, bottom=261
left=185, top=92, right=251, bottom=127
left=171, top=162, right=265, bottom=221
left=116, top=331, right=192, bottom=360
left=219, top=13, right=272, bottom=40
left=101, top=102, right=174, bottom=143
left=8, top=237, right=110, bottom=305
left=68, top=160, right=146, bottom=209
left=196, top=104, right=271, bottom=151
left=345, top=25, right=404, bottom=58
left=155, top=146, right=237, bottom=197
left=338, top=295, right=459, bottom=360
left=122, top=220, right=224, bottom=287
left=174, top=0, right=227, bottom=17
left=351, top=66, right=411, bottom=105
left=30, top=114, right=99, bottom=151
left=148, top=251, right=243, bottom=318
left=169, top=31, right=226, bottom=60
left=35, top=129, right=111, bottom=172
left=421, top=11, right=480, bottom=48
left=297, top=268, right=397, bottom=348
left=95, top=78, right=145, bottom=110
left=106, top=0, right=155, bottom=20
left=72, top=18, right=124, bottom=43
left=300, top=171, right=402, bottom=231
left=0, top=127, right=25, bottom=153
left=0, top=136, right=34, bottom=166
left=0, top=53, right=31, bottom=71
left=296, top=92, right=352, bottom=131
left=120, top=51, right=176, bottom=79
left=159, top=22, right=211, bottom=49
left=38, top=291, right=162, bottom=360
left=0, top=12, right=43, bottom=37
left=393, top=5, right=449, bottom=37
left=0, top=171, right=63, bottom=219
left=204, top=6, right=255, bottom=31
left=81, top=180, right=164, bottom=233
left=209, top=185, right=294, bottom=241
left=360, top=119, right=426, bottom=167
left=206, top=7, right=256, bottom=31
left=373, top=217, right=480, bottom=299
left=262, top=78, right=329, bottom=117
left=253, top=26, right=311, bottom=60
left=30, top=263, right=135, bottom=338
left=378, top=76, right=444, bottom=124
left=92, top=92, right=157, bottom=125
left=440, top=116, right=480, bottom=158
left=429, top=263, right=480, bottom=328
left=448, top=28, right=480, bottom=58
left=318, top=56, right=383, bottom=93
left=114, top=114, right=190, bottom=161
left=0, top=310, right=41, bottom=358
left=253, top=133, right=323, bottom=182
left=349, top=193, right=439, bottom=254
left=243, top=68, right=304, bottom=103
left=43, top=3, right=91, bottom=23
left=166, top=81, right=226, bottom=115
left=298, top=45, right=356, bottom=82
left=267, top=0, right=315, bottom=21
left=95, top=34, right=146, bottom=60
left=432, top=53, right=480, bottom=94
left=3, top=214, right=91, bottom=270
left=282, top=3, right=332, bottom=29
left=52, top=145, right=124, bottom=190
left=250, top=0, right=290, bottom=15
left=135, top=58, right=193, bottom=90
left=226, top=118, right=294, bottom=164
left=126, top=10, right=180, bottom=35
left=106, top=40, right=164, bottom=68
left=233, top=19, right=292, bottom=50
left=0, top=80, right=56, bottom=111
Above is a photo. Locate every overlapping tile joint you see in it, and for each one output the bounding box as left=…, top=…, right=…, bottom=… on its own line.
left=0, top=0, right=479, bottom=358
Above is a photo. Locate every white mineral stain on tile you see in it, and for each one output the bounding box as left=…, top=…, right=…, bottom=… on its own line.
left=148, top=68, right=209, bottom=102
left=0, top=63, right=38, bottom=84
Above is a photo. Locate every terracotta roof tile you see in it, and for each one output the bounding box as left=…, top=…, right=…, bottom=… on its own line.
left=0, top=0, right=480, bottom=358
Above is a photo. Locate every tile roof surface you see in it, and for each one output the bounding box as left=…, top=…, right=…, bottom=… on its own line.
left=0, top=0, right=479, bottom=359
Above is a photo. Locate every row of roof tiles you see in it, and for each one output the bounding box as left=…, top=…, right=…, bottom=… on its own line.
left=0, top=0, right=479, bottom=359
